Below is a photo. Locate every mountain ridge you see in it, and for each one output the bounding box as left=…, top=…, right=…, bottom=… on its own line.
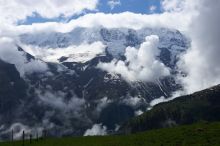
left=120, top=84, right=220, bottom=134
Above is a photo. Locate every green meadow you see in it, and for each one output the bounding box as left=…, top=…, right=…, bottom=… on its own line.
left=1, top=122, right=220, bottom=146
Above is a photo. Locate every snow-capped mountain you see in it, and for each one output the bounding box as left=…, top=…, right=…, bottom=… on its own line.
left=20, top=27, right=189, bottom=66
left=0, top=27, right=189, bottom=140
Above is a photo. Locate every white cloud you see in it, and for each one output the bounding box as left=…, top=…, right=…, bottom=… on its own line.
left=149, top=96, right=166, bottom=107
left=161, top=0, right=185, bottom=12
left=177, top=0, right=220, bottom=93
left=97, top=35, right=170, bottom=82
left=149, top=5, right=157, bottom=13
left=0, top=1, right=195, bottom=39
left=84, top=124, right=107, bottom=136
left=107, top=0, right=121, bottom=10
left=96, top=97, right=112, bottom=114
left=135, top=110, right=144, bottom=116
left=0, top=37, right=48, bottom=77
left=122, top=96, right=143, bottom=108
left=148, top=89, right=187, bottom=109
left=21, top=41, right=106, bottom=63
left=0, top=0, right=99, bottom=24
left=36, top=90, right=85, bottom=114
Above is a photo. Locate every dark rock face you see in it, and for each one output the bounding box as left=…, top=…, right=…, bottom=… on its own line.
left=0, top=60, right=27, bottom=119
left=0, top=27, right=189, bottom=139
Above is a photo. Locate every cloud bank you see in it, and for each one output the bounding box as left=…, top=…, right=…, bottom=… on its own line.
left=98, top=35, right=170, bottom=82
left=0, top=11, right=193, bottom=37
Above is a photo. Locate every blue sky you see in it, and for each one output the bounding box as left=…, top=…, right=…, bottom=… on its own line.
left=21, top=0, right=162, bottom=25
left=98, top=0, right=162, bottom=14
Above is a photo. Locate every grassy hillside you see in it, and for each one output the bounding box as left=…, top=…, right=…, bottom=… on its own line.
left=1, top=122, right=220, bottom=146
left=121, top=84, right=220, bottom=134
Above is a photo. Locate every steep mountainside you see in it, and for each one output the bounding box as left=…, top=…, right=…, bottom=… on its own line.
left=120, top=84, right=220, bottom=134
left=0, top=27, right=189, bottom=139
left=0, top=60, right=27, bottom=120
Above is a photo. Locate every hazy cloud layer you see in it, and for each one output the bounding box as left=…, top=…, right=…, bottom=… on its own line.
left=36, top=90, right=85, bottom=116
left=21, top=41, right=106, bottom=63
left=97, top=35, right=170, bottom=82
left=0, top=37, right=48, bottom=77
left=1, top=123, right=44, bottom=140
